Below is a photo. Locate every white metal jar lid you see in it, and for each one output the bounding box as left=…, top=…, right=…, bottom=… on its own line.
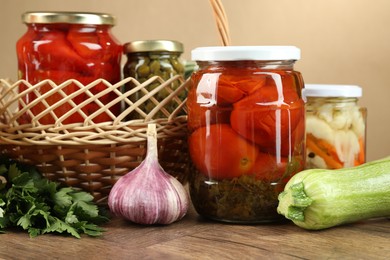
left=303, top=84, right=363, bottom=98
left=191, top=46, right=300, bottom=61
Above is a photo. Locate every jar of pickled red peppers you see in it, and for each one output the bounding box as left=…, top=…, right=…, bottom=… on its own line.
left=303, top=84, right=367, bottom=169
left=16, top=12, right=122, bottom=124
left=187, top=46, right=306, bottom=223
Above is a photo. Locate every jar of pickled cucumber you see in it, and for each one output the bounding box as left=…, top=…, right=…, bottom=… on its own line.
left=123, top=40, right=185, bottom=119
left=188, top=46, right=306, bottom=223
left=303, top=84, right=367, bottom=169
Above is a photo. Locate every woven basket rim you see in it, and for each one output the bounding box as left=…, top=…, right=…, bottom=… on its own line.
left=0, top=77, right=189, bottom=146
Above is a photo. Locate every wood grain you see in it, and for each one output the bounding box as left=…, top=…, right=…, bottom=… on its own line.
left=1, top=206, right=389, bottom=260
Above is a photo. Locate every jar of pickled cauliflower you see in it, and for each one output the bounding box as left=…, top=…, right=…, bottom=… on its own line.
left=187, top=46, right=306, bottom=223
left=16, top=12, right=122, bottom=124
left=303, top=84, right=367, bottom=169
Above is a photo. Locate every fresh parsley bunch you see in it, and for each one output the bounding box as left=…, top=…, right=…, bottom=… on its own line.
left=0, top=157, right=109, bottom=238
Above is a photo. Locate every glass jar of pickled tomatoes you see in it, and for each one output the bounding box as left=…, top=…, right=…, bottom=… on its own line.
left=303, top=84, right=367, bottom=169
left=16, top=12, right=122, bottom=124
left=187, top=46, right=306, bottom=223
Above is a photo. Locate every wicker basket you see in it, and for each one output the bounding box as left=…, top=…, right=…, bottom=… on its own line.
left=0, top=76, right=189, bottom=204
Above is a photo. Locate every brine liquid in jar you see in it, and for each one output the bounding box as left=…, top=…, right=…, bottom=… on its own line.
left=16, top=12, right=122, bottom=124
left=187, top=46, right=306, bottom=223
left=303, top=84, right=367, bottom=169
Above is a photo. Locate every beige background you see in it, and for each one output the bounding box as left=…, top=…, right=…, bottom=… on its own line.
left=1, top=0, right=389, bottom=161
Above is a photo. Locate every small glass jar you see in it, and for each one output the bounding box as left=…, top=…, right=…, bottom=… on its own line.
left=16, top=11, right=122, bottom=124
left=123, top=40, right=185, bottom=119
left=303, top=84, right=367, bottom=169
left=188, top=46, right=306, bottom=223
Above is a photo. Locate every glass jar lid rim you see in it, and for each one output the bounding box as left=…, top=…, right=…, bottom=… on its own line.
left=303, top=84, right=362, bottom=98
left=22, top=11, right=116, bottom=25
left=191, top=46, right=300, bottom=61
left=124, top=40, right=184, bottom=53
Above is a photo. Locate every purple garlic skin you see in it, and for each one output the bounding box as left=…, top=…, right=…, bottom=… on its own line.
left=108, top=124, right=189, bottom=225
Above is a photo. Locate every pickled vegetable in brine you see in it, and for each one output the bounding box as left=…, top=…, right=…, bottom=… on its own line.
left=188, top=47, right=306, bottom=223
left=16, top=12, right=122, bottom=124
left=303, top=84, right=366, bottom=170
left=123, top=40, right=186, bottom=119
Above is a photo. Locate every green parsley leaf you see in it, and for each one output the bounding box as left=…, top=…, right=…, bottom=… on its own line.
left=43, top=218, right=81, bottom=238
left=53, top=187, right=74, bottom=208
left=0, top=157, right=109, bottom=238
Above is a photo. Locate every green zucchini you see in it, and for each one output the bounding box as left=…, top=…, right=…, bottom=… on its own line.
left=277, top=157, right=390, bottom=230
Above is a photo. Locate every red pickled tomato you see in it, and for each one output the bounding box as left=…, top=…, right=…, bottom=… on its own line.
left=218, top=73, right=267, bottom=97
left=187, top=70, right=267, bottom=130
left=215, top=76, right=245, bottom=105
left=190, top=68, right=268, bottom=107
left=289, top=111, right=306, bottom=154
left=189, top=124, right=259, bottom=180
left=216, top=73, right=267, bottom=105
left=230, top=75, right=305, bottom=156
left=187, top=83, right=231, bottom=131
left=190, top=72, right=239, bottom=105
left=250, top=152, right=289, bottom=182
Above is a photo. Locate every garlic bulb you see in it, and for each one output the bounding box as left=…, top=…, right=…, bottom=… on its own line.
left=108, top=123, right=189, bottom=225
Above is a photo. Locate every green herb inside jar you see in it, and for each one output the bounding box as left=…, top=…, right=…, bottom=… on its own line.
left=123, top=40, right=186, bottom=120
left=189, top=157, right=302, bottom=223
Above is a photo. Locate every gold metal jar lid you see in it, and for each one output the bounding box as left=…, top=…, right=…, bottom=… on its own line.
left=124, top=40, right=184, bottom=54
left=22, top=11, right=116, bottom=25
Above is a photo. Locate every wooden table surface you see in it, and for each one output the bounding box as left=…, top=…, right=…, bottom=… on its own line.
left=1, top=205, right=389, bottom=260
